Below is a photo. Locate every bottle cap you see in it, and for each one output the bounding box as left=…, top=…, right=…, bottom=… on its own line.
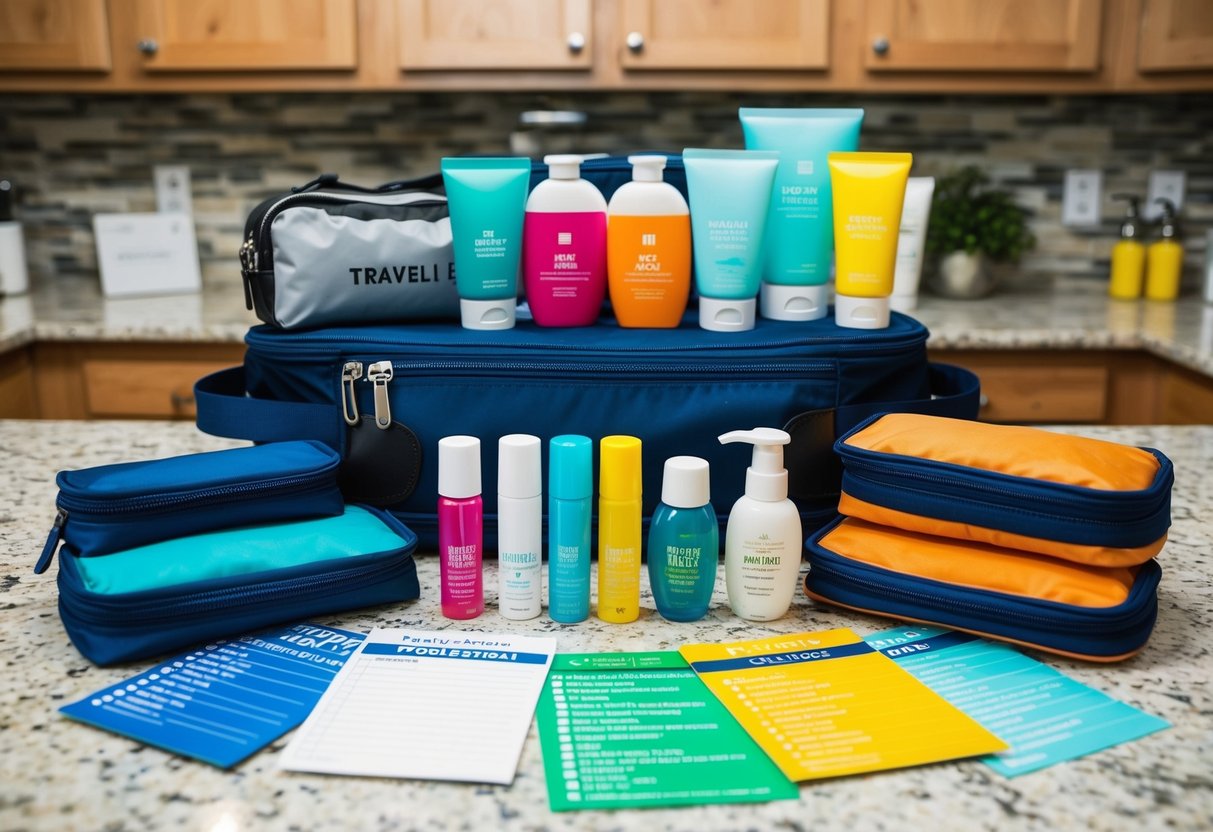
left=628, top=155, right=667, bottom=183
left=499, top=434, right=541, bottom=499
left=834, top=293, right=890, bottom=329
left=438, top=435, right=481, bottom=499
left=760, top=282, right=828, bottom=321
left=718, top=427, right=790, bottom=503
left=544, top=154, right=584, bottom=180
left=460, top=297, right=516, bottom=330
left=549, top=434, right=592, bottom=500
left=600, top=435, right=642, bottom=501
left=698, top=296, right=756, bottom=332
left=661, top=456, right=710, bottom=508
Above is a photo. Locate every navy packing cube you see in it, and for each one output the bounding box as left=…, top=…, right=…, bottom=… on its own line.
left=56, top=506, right=419, bottom=666
left=36, top=440, right=344, bottom=573
left=194, top=314, right=979, bottom=548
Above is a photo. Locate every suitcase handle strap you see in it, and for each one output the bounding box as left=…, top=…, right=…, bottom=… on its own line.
left=195, top=361, right=979, bottom=454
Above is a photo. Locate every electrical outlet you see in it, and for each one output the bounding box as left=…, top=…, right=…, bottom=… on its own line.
left=1144, top=170, right=1186, bottom=221
left=154, top=165, right=192, bottom=215
left=1062, top=169, right=1102, bottom=227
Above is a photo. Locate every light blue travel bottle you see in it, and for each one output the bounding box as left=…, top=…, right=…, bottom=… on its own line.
left=548, top=435, right=593, bottom=623
left=647, top=456, right=719, bottom=622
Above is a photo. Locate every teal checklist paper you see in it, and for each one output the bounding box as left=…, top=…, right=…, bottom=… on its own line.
left=863, top=626, right=1169, bottom=777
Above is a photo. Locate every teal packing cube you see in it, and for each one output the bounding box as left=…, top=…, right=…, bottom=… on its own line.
left=55, top=506, right=419, bottom=666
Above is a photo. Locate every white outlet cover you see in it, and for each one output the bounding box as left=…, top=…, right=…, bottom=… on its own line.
left=1144, top=170, right=1186, bottom=221
left=1062, top=169, right=1103, bottom=227
left=154, top=165, right=193, bottom=215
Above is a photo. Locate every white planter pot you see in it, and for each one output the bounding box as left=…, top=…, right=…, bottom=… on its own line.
left=929, top=251, right=997, bottom=299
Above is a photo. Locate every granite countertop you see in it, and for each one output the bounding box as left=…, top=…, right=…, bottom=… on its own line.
left=1, top=420, right=1210, bottom=831
left=2, top=276, right=1213, bottom=377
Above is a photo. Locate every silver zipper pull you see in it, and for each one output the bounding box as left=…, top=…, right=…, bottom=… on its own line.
left=238, top=236, right=258, bottom=273
left=341, top=361, right=363, bottom=426
left=366, top=361, right=394, bottom=430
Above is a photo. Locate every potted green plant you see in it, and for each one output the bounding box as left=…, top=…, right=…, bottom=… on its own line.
left=925, top=166, right=1035, bottom=298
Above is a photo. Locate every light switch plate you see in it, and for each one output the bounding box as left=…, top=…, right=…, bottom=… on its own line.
left=1144, top=170, right=1186, bottom=221
left=154, top=165, right=192, bottom=215
left=1062, top=169, right=1102, bottom=227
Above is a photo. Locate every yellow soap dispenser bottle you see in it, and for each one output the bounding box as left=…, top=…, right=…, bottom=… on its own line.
left=1108, top=194, right=1145, bottom=300
left=1145, top=198, right=1183, bottom=302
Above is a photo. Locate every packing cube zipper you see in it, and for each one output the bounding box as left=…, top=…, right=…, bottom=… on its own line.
left=36, top=440, right=344, bottom=574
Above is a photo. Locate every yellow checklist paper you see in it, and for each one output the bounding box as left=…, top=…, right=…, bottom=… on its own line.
left=680, top=628, right=1006, bottom=781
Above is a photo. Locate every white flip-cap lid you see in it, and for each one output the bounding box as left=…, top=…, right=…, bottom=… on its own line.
left=498, top=434, right=542, bottom=499
left=890, top=294, right=917, bottom=313
left=460, top=297, right=516, bottom=330
left=438, top=435, right=481, bottom=498
left=544, top=154, right=583, bottom=180
left=698, top=296, right=756, bottom=332
left=661, top=455, right=710, bottom=508
left=760, top=282, right=828, bottom=321
left=834, top=293, right=891, bottom=329
left=718, top=427, right=790, bottom=503
left=629, top=155, right=667, bottom=182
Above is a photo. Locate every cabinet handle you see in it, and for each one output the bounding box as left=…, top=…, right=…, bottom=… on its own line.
left=625, top=32, right=645, bottom=54
left=170, top=391, right=195, bottom=410
left=137, top=38, right=159, bottom=56
left=567, top=32, right=586, bottom=54
left=871, top=36, right=890, bottom=56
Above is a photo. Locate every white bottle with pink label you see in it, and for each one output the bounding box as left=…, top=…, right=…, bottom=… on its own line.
left=523, top=155, right=608, bottom=327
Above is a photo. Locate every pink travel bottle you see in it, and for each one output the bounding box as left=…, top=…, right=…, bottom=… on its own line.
left=438, top=435, right=484, bottom=619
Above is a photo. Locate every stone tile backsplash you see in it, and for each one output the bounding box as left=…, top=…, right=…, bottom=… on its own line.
left=1, top=92, right=1210, bottom=290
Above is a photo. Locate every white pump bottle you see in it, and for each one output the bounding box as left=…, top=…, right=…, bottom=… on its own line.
left=718, top=428, right=804, bottom=621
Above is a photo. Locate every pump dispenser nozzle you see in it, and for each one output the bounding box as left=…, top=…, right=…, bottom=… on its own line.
left=628, top=155, right=667, bottom=182
left=718, top=428, right=790, bottom=502
left=1112, top=193, right=1142, bottom=239
left=1154, top=197, right=1180, bottom=239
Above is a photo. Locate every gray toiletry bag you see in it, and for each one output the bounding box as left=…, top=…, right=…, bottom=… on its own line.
left=240, top=173, right=458, bottom=329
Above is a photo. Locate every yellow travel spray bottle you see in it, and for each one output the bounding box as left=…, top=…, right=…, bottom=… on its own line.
left=1145, top=198, right=1184, bottom=302
left=1108, top=194, right=1145, bottom=300
left=597, top=435, right=642, bottom=623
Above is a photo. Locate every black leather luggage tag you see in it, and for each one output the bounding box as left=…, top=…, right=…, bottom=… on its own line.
left=339, top=418, right=422, bottom=506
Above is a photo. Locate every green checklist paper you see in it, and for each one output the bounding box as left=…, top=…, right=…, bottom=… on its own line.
left=536, top=651, right=798, bottom=811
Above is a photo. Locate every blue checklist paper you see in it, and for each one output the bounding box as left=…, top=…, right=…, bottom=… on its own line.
left=864, top=626, right=1169, bottom=777
left=61, top=623, right=364, bottom=768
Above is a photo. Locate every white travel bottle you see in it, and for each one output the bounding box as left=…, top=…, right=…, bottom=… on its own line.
left=497, top=434, right=543, bottom=620
left=718, top=428, right=803, bottom=621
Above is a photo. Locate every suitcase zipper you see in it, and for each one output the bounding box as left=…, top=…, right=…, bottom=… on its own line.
left=36, top=470, right=338, bottom=575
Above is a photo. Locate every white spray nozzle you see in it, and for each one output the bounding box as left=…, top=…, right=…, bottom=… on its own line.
left=718, top=428, right=791, bottom=502
left=628, top=155, right=667, bottom=183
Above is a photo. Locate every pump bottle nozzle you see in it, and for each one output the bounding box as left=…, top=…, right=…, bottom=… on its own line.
left=718, top=428, right=791, bottom=502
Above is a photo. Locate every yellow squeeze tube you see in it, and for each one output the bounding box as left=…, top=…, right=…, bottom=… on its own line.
left=597, top=435, right=642, bottom=623
left=827, top=152, right=913, bottom=329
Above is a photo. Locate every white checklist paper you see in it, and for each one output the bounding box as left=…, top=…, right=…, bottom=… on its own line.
left=279, top=629, right=556, bottom=784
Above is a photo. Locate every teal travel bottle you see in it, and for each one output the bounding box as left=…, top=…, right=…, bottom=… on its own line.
left=548, top=435, right=593, bottom=623
left=647, top=456, right=719, bottom=622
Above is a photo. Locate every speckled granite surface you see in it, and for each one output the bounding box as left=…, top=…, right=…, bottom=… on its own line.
left=3, top=276, right=1213, bottom=378
left=1, top=420, right=1210, bottom=831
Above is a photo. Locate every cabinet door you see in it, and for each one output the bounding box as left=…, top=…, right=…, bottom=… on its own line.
left=1138, top=0, right=1213, bottom=71
left=0, top=0, right=110, bottom=71
left=131, top=0, right=357, bottom=71
left=398, top=0, right=592, bottom=70
left=618, top=0, right=828, bottom=70
left=863, top=0, right=1102, bottom=72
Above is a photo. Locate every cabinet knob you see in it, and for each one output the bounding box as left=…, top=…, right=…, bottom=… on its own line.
left=871, top=36, right=890, bottom=56
left=625, top=31, right=645, bottom=54
left=137, top=38, right=159, bottom=56
left=567, top=31, right=586, bottom=54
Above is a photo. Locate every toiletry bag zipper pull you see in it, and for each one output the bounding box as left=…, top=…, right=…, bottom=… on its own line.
left=34, top=508, right=68, bottom=574
left=341, top=361, right=364, bottom=426
left=366, top=361, right=394, bottom=429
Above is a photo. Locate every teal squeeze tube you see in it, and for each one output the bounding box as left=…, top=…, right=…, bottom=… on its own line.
left=440, top=157, right=531, bottom=330
left=683, top=148, right=780, bottom=332
left=739, top=108, right=864, bottom=322
left=548, top=435, right=593, bottom=623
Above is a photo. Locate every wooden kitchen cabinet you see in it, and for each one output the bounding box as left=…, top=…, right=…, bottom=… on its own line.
left=0, top=0, right=111, bottom=71
left=129, top=0, right=358, bottom=71
left=861, top=0, right=1103, bottom=73
left=1137, top=0, right=1213, bottom=71
left=617, top=0, right=829, bottom=71
left=0, top=348, right=38, bottom=418
left=398, top=0, right=592, bottom=71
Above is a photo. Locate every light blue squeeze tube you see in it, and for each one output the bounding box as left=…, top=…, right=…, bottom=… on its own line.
left=683, top=148, right=779, bottom=332
left=739, top=108, right=864, bottom=321
left=440, top=157, right=531, bottom=330
left=548, top=435, right=593, bottom=623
